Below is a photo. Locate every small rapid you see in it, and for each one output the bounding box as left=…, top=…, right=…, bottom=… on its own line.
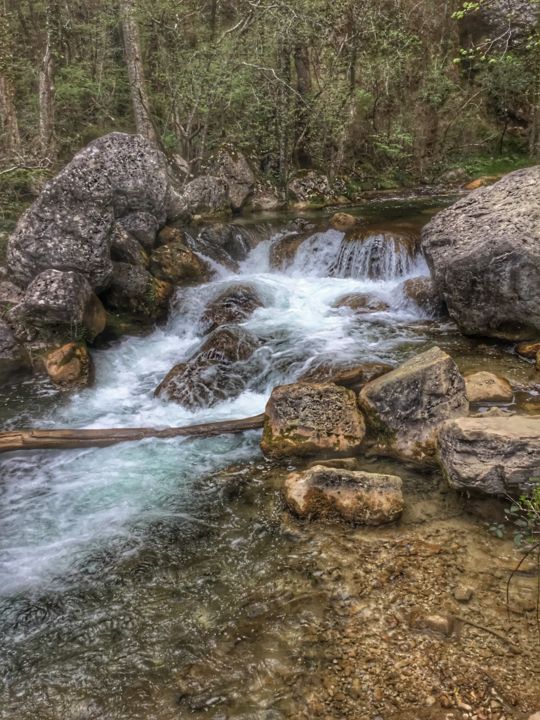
left=0, top=225, right=432, bottom=597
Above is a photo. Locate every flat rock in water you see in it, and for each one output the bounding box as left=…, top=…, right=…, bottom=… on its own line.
left=261, top=383, right=366, bottom=459
left=359, top=346, right=468, bottom=463
left=284, top=465, right=404, bottom=524
left=438, top=415, right=540, bottom=495
left=421, top=166, right=540, bottom=340
left=464, top=371, right=513, bottom=403
left=199, top=284, right=263, bottom=334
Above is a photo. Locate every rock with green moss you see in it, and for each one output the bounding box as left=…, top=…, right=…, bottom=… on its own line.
left=261, top=383, right=366, bottom=459
left=359, top=346, right=468, bottom=464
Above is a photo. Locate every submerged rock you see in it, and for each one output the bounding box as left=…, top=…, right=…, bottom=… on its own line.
left=261, top=383, right=366, bottom=459
left=7, top=132, right=183, bottom=291
left=209, top=146, right=256, bottom=211
left=464, top=371, right=513, bottom=404
left=421, top=166, right=540, bottom=340
left=359, top=347, right=468, bottom=463
left=101, top=263, right=173, bottom=319
left=10, top=269, right=107, bottom=341
left=329, top=212, right=359, bottom=231
left=199, top=284, right=263, bottom=334
left=334, top=293, right=390, bottom=314
left=284, top=465, right=403, bottom=524
left=155, top=326, right=261, bottom=409
left=149, top=242, right=209, bottom=284
left=438, top=416, right=540, bottom=496
left=41, top=341, right=94, bottom=388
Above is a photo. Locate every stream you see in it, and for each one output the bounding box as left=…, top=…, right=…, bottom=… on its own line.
left=1, top=196, right=539, bottom=720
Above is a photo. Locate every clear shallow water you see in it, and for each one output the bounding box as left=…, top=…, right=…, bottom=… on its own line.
left=0, top=201, right=465, bottom=719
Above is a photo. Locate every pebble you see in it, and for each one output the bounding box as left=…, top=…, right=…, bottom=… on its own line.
left=453, top=584, right=474, bottom=603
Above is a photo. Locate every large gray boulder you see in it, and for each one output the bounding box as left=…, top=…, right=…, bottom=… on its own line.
left=6, top=133, right=184, bottom=291
left=460, top=0, right=539, bottom=50
left=438, top=416, right=540, bottom=496
left=421, top=167, right=540, bottom=340
left=9, top=269, right=107, bottom=341
left=0, top=318, right=26, bottom=377
left=209, top=147, right=256, bottom=211
left=359, top=347, right=468, bottom=463
left=176, top=176, right=230, bottom=219
left=101, top=263, right=173, bottom=319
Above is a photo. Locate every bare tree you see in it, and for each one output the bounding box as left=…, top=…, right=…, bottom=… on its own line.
left=0, top=1, right=20, bottom=154
left=38, top=0, right=61, bottom=158
left=120, top=0, right=159, bottom=145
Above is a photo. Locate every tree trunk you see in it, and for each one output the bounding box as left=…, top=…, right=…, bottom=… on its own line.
left=120, top=0, right=159, bottom=145
left=0, top=4, right=20, bottom=154
left=294, top=44, right=312, bottom=167
left=0, top=414, right=265, bottom=455
left=38, top=0, right=59, bottom=158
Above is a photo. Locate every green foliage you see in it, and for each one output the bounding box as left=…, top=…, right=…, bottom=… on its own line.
left=489, top=483, right=540, bottom=549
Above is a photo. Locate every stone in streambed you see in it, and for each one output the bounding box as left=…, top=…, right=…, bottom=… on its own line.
left=334, top=293, right=390, bottom=314
left=41, top=341, right=94, bottom=388
left=149, top=242, right=209, bottom=284
left=298, top=361, right=392, bottom=388
left=359, top=346, right=468, bottom=463
left=464, top=371, right=513, bottom=403
left=401, top=276, right=446, bottom=317
left=155, top=326, right=261, bottom=409
left=261, top=383, right=366, bottom=459
left=516, top=340, right=540, bottom=359
left=284, top=465, right=404, bottom=524
left=437, top=415, right=540, bottom=496
left=199, top=284, right=263, bottom=334
left=329, top=212, right=359, bottom=231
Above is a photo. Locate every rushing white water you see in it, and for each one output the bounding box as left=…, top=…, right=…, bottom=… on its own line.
left=0, top=227, right=434, bottom=597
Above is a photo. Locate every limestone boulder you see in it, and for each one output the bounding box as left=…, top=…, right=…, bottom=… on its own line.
left=421, top=166, right=540, bottom=340
left=116, top=211, right=159, bottom=251
left=464, top=371, right=514, bottom=404
left=438, top=416, right=540, bottom=496
left=41, top=341, right=94, bottom=388
left=199, top=284, right=263, bottom=334
left=284, top=465, right=404, bottom=525
left=261, top=383, right=366, bottom=459
left=7, top=132, right=183, bottom=291
left=177, top=176, right=230, bottom=219
left=110, top=225, right=149, bottom=267
left=10, top=269, right=107, bottom=341
left=359, top=347, right=468, bottom=463
left=329, top=213, right=359, bottom=231
left=401, top=277, right=446, bottom=317
left=101, top=263, right=173, bottom=319
left=155, top=326, right=261, bottom=409
left=288, top=172, right=332, bottom=203
left=209, top=147, right=256, bottom=211
left=0, top=318, right=26, bottom=377
left=149, top=242, right=209, bottom=284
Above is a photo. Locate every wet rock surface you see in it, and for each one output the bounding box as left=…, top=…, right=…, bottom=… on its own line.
left=334, top=292, right=390, bottom=314
left=438, top=415, right=540, bottom=496
left=155, top=326, right=261, bottom=408
left=149, top=242, right=209, bottom=284
left=298, top=361, right=392, bottom=388
left=401, top=276, right=447, bottom=317
left=101, top=263, right=173, bottom=319
left=284, top=465, right=404, bottom=524
left=465, top=371, right=514, bottom=404
left=199, top=284, right=263, bottom=334
left=359, top=347, right=469, bottom=463
left=0, top=318, right=26, bottom=377
left=422, top=166, right=540, bottom=340
left=261, top=382, right=366, bottom=458
left=188, top=223, right=253, bottom=270
left=40, top=341, right=94, bottom=388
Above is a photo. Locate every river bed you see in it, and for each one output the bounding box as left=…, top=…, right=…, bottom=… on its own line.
left=1, top=196, right=539, bottom=719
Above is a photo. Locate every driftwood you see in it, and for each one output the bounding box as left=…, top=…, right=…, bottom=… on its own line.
left=0, top=414, right=265, bottom=454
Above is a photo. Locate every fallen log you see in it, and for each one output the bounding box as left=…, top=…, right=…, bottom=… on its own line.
left=0, top=414, right=265, bottom=454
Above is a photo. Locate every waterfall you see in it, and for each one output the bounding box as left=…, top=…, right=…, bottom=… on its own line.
left=282, top=229, right=422, bottom=280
